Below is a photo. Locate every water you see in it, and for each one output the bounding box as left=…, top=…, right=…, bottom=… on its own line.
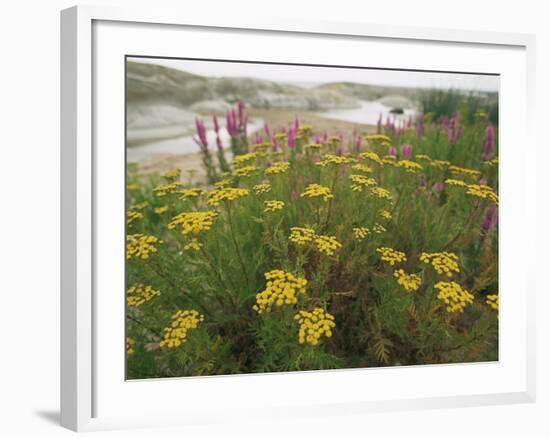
left=316, top=100, right=416, bottom=125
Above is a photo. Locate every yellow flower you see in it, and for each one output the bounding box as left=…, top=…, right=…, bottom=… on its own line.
left=126, top=234, right=161, bottom=260
left=232, top=152, right=257, bottom=167
left=351, top=163, right=373, bottom=173
left=466, top=184, right=499, bottom=204
left=130, top=201, right=149, bottom=210
left=486, top=294, right=499, bottom=312
left=265, top=161, right=290, bottom=175
left=353, top=227, right=370, bottom=241
left=416, top=154, right=432, bottom=162
left=420, top=252, right=460, bottom=277
left=127, top=284, right=161, bottom=307
left=379, top=210, right=392, bottom=221
left=232, top=165, right=257, bottom=177
left=289, top=226, right=316, bottom=245
left=207, top=187, right=250, bottom=206
left=162, top=169, right=181, bottom=181
left=153, top=182, right=182, bottom=197
left=445, top=178, right=467, bottom=187
left=214, top=178, right=233, bottom=188
left=373, top=223, right=387, bottom=234
left=154, top=206, right=169, bottom=215
left=264, top=200, right=285, bottom=213
left=168, top=211, right=217, bottom=235
left=301, top=183, right=333, bottom=202
left=178, top=188, right=203, bottom=199
left=127, top=183, right=140, bottom=192
left=397, top=160, right=423, bottom=173
left=393, top=269, right=421, bottom=293
left=253, top=183, right=272, bottom=194
left=449, top=165, right=481, bottom=179
left=377, top=247, right=407, bottom=266
left=253, top=270, right=307, bottom=314
left=431, top=159, right=450, bottom=169
left=126, top=337, right=135, bottom=356
left=350, top=174, right=377, bottom=192
left=183, top=238, right=202, bottom=251
left=434, top=281, right=474, bottom=313
left=370, top=186, right=392, bottom=200
left=127, top=210, right=143, bottom=226
left=159, top=310, right=205, bottom=348
left=304, top=143, right=323, bottom=151
left=316, top=154, right=352, bottom=167
left=360, top=151, right=384, bottom=166
left=294, top=308, right=336, bottom=346
left=365, top=134, right=392, bottom=146
left=314, top=235, right=342, bottom=256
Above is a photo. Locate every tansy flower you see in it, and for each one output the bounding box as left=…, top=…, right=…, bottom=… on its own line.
left=153, top=182, right=182, bottom=197
left=420, top=252, right=460, bottom=277
left=373, top=223, right=387, bottom=234
left=289, top=227, right=316, bottom=245
left=314, top=235, right=342, bottom=256
left=162, top=169, right=181, bottom=181
left=377, top=247, right=407, bottom=266
left=168, top=211, right=217, bottom=235
left=159, top=310, right=205, bottom=348
left=370, top=186, right=392, bottom=200
left=416, top=154, right=432, bottom=162
left=265, top=161, right=290, bottom=175
left=253, top=183, right=271, bottom=194
left=352, top=163, right=373, bottom=173
left=445, top=178, right=467, bottom=187
left=360, top=151, right=384, bottom=166
left=434, top=281, right=474, bottom=313
left=127, top=210, right=143, bottom=226
left=449, top=165, right=481, bottom=179
left=353, top=227, right=370, bottom=241
left=183, top=238, right=202, bottom=251
left=301, top=183, right=333, bottom=202
left=130, top=201, right=149, bottom=210
left=316, top=154, right=352, bottom=167
left=207, top=187, right=250, bottom=206
left=154, top=206, right=169, bottom=215
left=126, top=337, right=135, bottom=356
left=379, top=210, right=392, bottom=221
left=214, top=179, right=233, bottom=188
left=294, top=308, right=336, bottom=346
left=264, top=200, right=284, bottom=213
left=178, top=188, right=203, bottom=200
left=304, top=143, right=323, bottom=151
left=253, top=270, right=307, bottom=314
left=232, top=152, right=257, bottom=167
left=127, top=284, right=161, bottom=307
left=232, top=165, right=257, bottom=177
left=350, top=174, right=377, bottom=192
left=393, top=269, right=421, bottom=293
left=431, top=159, right=450, bottom=169
left=365, top=134, right=392, bottom=147
left=396, top=160, right=423, bottom=173
left=126, top=234, right=161, bottom=260
left=466, top=184, right=499, bottom=204
left=486, top=294, right=499, bottom=312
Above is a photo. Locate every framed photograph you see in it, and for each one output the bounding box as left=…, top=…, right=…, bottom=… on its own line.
left=61, top=5, right=536, bottom=432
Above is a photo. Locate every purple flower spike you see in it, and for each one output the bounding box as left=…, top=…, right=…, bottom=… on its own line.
left=483, top=123, right=495, bottom=160
left=194, top=118, right=208, bottom=147
left=401, top=143, right=412, bottom=159
left=481, top=205, right=498, bottom=235
left=432, top=182, right=445, bottom=193
left=388, top=146, right=397, bottom=157
left=287, top=127, right=296, bottom=149
left=212, top=114, right=220, bottom=134
left=264, top=120, right=271, bottom=137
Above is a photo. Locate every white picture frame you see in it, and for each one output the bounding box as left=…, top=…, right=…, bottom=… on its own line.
left=60, top=5, right=536, bottom=432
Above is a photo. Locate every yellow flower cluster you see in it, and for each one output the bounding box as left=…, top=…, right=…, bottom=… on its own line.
left=379, top=210, right=392, bottom=220
left=130, top=201, right=149, bottom=210
left=420, top=252, right=460, bottom=277
left=445, top=178, right=467, bottom=187
left=484, top=157, right=499, bottom=167
left=162, top=169, right=181, bottom=180
left=373, top=223, right=387, bottom=234
left=183, top=238, right=202, bottom=251
left=352, top=163, right=373, bottom=173
left=289, top=226, right=316, bottom=245
left=264, top=200, right=285, bottom=212
left=430, top=159, right=450, bottom=169
left=365, top=134, right=392, bottom=146
left=126, top=234, right=160, bottom=260
left=126, top=337, right=135, bottom=356
left=360, top=151, right=384, bottom=165
left=265, top=161, right=290, bottom=175
left=314, top=235, right=342, bottom=256
left=295, top=308, right=336, bottom=346
left=232, top=152, right=257, bottom=167
left=382, top=156, right=397, bottom=166
left=159, top=309, right=205, bottom=348
left=253, top=143, right=271, bottom=153
left=434, top=281, right=474, bottom=313
left=416, top=154, right=432, bottom=162
left=304, top=143, right=322, bottom=151
left=178, top=188, right=203, bottom=199
left=353, top=227, right=370, bottom=241
left=466, top=184, right=499, bottom=204
left=214, top=179, right=233, bottom=188
left=300, top=184, right=334, bottom=201
left=350, top=174, right=378, bottom=192
left=232, top=165, right=257, bottom=177
left=316, top=154, right=352, bottom=167
left=207, top=187, right=250, bottom=206
left=486, top=294, right=499, bottom=311
left=449, top=165, right=481, bottom=178
left=397, top=160, right=423, bottom=173
left=377, top=247, right=407, bottom=266
left=127, top=210, right=143, bottom=226
left=127, top=284, right=161, bottom=307
left=153, top=182, right=182, bottom=197
left=393, top=269, right=421, bottom=293
left=253, top=183, right=272, bottom=194
left=370, top=186, right=392, bottom=200
left=253, top=270, right=307, bottom=314
left=154, top=206, right=169, bottom=215
left=168, top=211, right=217, bottom=235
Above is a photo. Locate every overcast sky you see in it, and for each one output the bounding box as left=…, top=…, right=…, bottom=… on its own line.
left=130, top=57, right=499, bottom=92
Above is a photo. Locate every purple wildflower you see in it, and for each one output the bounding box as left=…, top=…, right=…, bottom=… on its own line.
left=483, top=124, right=495, bottom=160
left=401, top=143, right=412, bottom=159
